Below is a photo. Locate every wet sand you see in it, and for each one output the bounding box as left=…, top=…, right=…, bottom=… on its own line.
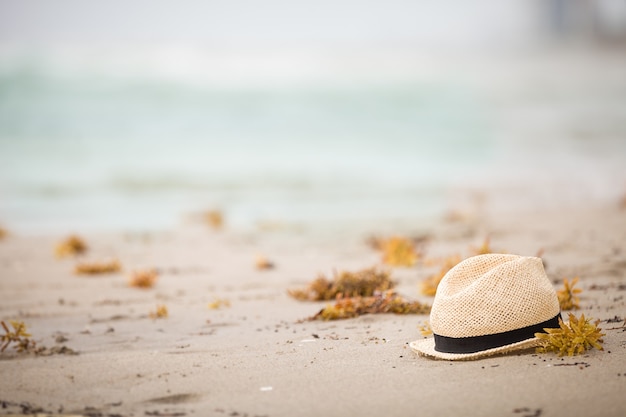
left=0, top=201, right=625, bottom=417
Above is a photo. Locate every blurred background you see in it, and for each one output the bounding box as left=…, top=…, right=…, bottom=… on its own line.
left=1, top=0, right=625, bottom=234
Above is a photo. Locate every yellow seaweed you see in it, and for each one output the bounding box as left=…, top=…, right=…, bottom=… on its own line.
left=1, top=320, right=36, bottom=353
left=204, top=210, right=224, bottom=229
left=535, top=313, right=604, bottom=356
left=208, top=298, right=231, bottom=310
left=149, top=304, right=168, bottom=319
left=255, top=255, right=275, bottom=271
left=471, top=237, right=492, bottom=255
left=557, top=277, right=582, bottom=310
left=55, top=235, right=88, bottom=258
left=420, top=255, right=461, bottom=296
left=74, top=259, right=121, bottom=275
left=128, top=269, right=158, bottom=289
left=418, top=322, right=433, bottom=336
left=311, top=291, right=431, bottom=321
left=380, top=236, right=420, bottom=267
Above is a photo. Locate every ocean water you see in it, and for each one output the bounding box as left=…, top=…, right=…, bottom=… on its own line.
left=1, top=49, right=625, bottom=235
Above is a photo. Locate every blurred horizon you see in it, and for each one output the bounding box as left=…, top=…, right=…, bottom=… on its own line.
left=1, top=1, right=626, bottom=234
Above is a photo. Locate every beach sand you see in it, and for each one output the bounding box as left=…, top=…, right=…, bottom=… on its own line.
left=0, top=200, right=625, bottom=417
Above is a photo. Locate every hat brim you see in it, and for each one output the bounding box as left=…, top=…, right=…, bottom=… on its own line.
left=409, top=336, right=542, bottom=361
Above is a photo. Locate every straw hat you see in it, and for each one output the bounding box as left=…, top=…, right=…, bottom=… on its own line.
left=410, top=254, right=561, bottom=360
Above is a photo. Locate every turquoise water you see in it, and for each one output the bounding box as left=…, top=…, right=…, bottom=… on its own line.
left=1, top=51, right=625, bottom=234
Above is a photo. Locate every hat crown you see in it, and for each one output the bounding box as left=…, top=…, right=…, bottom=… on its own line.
left=430, top=254, right=560, bottom=338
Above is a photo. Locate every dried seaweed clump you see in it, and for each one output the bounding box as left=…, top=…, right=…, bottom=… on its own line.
left=149, top=304, right=168, bottom=319
left=557, top=277, right=582, bottom=310
left=55, top=235, right=88, bottom=258
left=312, top=291, right=431, bottom=321
left=128, top=269, right=158, bottom=289
left=255, top=255, right=275, bottom=270
left=204, top=210, right=224, bottom=229
left=471, top=237, right=493, bottom=255
left=0, top=226, right=7, bottom=240
left=208, top=298, right=231, bottom=310
left=379, top=236, right=420, bottom=267
left=535, top=313, right=604, bottom=356
left=418, top=321, right=433, bottom=336
left=289, top=267, right=395, bottom=301
left=420, top=255, right=461, bottom=296
left=74, top=259, right=121, bottom=275
left=1, top=320, right=36, bottom=353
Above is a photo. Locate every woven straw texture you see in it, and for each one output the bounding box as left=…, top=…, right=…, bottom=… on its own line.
left=411, top=254, right=560, bottom=361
